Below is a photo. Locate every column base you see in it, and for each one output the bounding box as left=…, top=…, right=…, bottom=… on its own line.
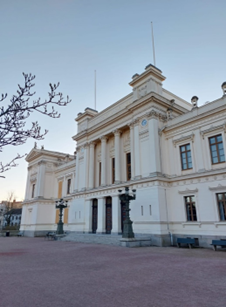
left=96, top=231, right=107, bottom=234
left=114, top=180, right=121, bottom=184
left=134, top=175, right=141, bottom=180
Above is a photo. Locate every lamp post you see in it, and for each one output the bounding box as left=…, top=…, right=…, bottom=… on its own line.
left=118, top=187, right=136, bottom=239
left=55, top=198, right=68, bottom=235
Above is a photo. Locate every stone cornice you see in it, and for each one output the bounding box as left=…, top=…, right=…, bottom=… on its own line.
left=208, top=184, right=226, bottom=191
left=200, top=122, right=226, bottom=139
left=172, top=133, right=195, bottom=147
left=178, top=188, right=198, bottom=195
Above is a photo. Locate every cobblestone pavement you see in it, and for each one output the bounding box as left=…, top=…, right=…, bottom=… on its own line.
left=0, top=237, right=226, bottom=307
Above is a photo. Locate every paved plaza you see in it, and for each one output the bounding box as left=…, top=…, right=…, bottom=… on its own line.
left=0, top=237, right=226, bottom=307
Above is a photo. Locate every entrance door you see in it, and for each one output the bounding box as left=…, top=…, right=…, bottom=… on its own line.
left=92, top=199, right=98, bottom=233
left=105, top=197, right=112, bottom=234
left=121, top=201, right=126, bottom=233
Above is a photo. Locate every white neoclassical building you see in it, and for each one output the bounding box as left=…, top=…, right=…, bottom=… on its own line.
left=20, top=64, right=226, bottom=247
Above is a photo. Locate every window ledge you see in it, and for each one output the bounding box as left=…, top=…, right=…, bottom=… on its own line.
left=182, top=222, right=201, bottom=228
left=214, top=222, right=226, bottom=228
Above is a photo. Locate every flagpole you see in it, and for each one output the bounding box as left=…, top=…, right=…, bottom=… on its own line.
left=151, top=22, right=156, bottom=66
left=94, top=70, right=96, bottom=110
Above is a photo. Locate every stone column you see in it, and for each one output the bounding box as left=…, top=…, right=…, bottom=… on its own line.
left=134, top=120, right=141, bottom=179
left=25, top=166, right=32, bottom=200
left=96, top=197, right=105, bottom=233
left=113, top=129, right=121, bottom=183
left=111, top=195, right=121, bottom=234
left=147, top=111, right=161, bottom=176
left=74, top=146, right=80, bottom=192
left=100, top=136, right=108, bottom=186
left=81, top=143, right=89, bottom=191
left=88, top=142, right=95, bottom=189
left=129, top=122, right=135, bottom=180
left=84, top=199, right=92, bottom=233
left=36, top=161, right=46, bottom=198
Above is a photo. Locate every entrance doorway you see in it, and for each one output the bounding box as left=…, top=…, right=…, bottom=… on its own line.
left=105, top=197, right=112, bottom=234
left=92, top=199, right=98, bottom=233
left=121, top=201, right=126, bottom=233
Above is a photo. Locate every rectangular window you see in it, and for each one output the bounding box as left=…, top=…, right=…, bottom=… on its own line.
left=67, top=178, right=71, bottom=194
left=141, top=205, right=143, bottom=216
left=209, top=135, right=225, bottom=164
left=31, top=184, right=35, bottom=198
left=112, top=158, right=115, bottom=184
left=149, top=205, right=152, bottom=215
left=58, top=181, right=63, bottom=198
left=216, top=193, right=226, bottom=221
left=126, top=152, right=131, bottom=181
left=99, top=162, right=101, bottom=186
left=184, top=196, right=197, bottom=221
left=180, top=144, right=192, bottom=170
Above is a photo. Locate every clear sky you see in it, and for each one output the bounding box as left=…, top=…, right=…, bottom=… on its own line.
left=0, top=0, right=226, bottom=201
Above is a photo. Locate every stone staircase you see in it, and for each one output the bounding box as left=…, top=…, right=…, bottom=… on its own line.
left=59, top=232, right=152, bottom=247
left=60, top=233, right=122, bottom=246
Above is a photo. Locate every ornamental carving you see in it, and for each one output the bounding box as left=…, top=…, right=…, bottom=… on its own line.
left=172, top=133, right=195, bottom=147
left=200, top=122, right=226, bottom=139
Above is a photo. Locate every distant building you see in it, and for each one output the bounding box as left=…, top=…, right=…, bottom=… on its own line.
left=20, top=64, right=226, bottom=247
left=4, top=208, right=22, bottom=227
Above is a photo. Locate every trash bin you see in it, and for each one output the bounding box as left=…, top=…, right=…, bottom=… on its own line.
left=6, top=231, right=10, bottom=237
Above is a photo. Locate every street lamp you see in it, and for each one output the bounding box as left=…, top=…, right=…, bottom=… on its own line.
left=55, top=198, right=68, bottom=235
left=118, top=187, right=136, bottom=239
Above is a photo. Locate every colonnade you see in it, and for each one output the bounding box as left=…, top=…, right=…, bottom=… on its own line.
left=74, top=112, right=161, bottom=192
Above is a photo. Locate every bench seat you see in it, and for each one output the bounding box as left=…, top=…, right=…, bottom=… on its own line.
left=211, top=240, right=226, bottom=251
left=177, top=238, right=196, bottom=249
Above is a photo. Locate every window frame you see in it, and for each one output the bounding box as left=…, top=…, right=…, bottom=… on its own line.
left=126, top=152, right=131, bottom=181
left=31, top=183, right=35, bottom=198
left=67, top=178, right=71, bottom=195
left=112, top=158, right=115, bottom=184
left=184, top=195, right=197, bottom=222
left=180, top=143, right=193, bottom=170
left=209, top=134, right=225, bottom=165
left=216, top=192, right=226, bottom=221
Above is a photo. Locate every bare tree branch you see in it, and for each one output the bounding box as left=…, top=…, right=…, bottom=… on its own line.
left=0, top=73, right=71, bottom=175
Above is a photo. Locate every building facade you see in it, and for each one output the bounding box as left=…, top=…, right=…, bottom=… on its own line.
left=20, top=64, right=226, bottom=247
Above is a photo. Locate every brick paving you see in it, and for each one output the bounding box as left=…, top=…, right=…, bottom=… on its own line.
left=0, top=237, right=226, bottom=307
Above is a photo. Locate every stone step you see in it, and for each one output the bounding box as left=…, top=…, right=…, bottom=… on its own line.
left=59, top=232, right=152, bottom=247
left=60, top=233, right=122, bottom=246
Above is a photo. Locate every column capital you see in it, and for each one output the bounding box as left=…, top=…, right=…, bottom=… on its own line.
left=84, top=142, right=89, bottom=149
left=112, top=129, right=122, bottom=136
left=38, top=160, right=46, bottom=166
left=100, top=135, right=108, bottom=142
left=146, top=110, right=159, bottom=119
left=28, top=165, right=32, bottom=170
left=89, top=141, right=96, bottom=148
left=76, top=145, right=81, bottom=152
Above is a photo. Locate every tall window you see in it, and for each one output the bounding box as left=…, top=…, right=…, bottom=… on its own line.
left=31, top=184, right=35, bottom=198
left=180, top=144, right=192, bottom=170
left=184, top=196, right=197, bottom=221
left=58, top=181, right=63, bottom=198
left=67, top=178, right=71, bottom=194
left=209, top=135, right=225, bottom=164
left=112, top=158, right=115, bottom=184
left=216, top=193, right=226, bottom=221
left=126, top=153, right=131, bottom=181
left=99, top=162, right=101, bottom=186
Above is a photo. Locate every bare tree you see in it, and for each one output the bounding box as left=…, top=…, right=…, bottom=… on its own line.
left=0, top=73, right=71, bottom=177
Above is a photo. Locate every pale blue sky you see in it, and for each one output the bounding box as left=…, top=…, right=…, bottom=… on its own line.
left=0, top=0, right=226, bottom=200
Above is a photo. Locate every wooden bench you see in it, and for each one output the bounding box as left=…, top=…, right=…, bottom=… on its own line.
left=177, top=238, right=196, bottom=249
left=45, top=232, right=56, bottom=240
left=211, top=240, right=226, bottom=251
